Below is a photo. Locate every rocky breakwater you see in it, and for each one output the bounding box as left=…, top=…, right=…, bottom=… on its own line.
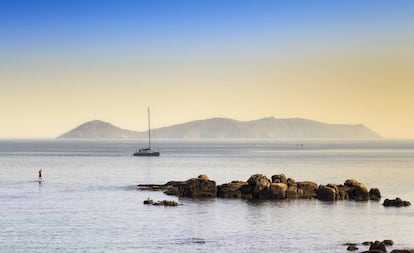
left=138, top=173, right=382, bottom=202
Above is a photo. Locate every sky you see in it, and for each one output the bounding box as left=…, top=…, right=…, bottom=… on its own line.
left=0, top=0, right=413, bottom=138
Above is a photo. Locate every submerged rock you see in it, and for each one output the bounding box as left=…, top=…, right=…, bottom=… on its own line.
left=152, top=200, right=179, bottom=206
left=383, top=198, right=411, bottom=207
left=143, top=198, right=179, bottom=206
left=143, top=198, right=154, bottom=205
left=347, top=245, right=359, bottom=251
left=369, top=240, right=387, bottom=252
left=137, top=184, right=169, bottom=191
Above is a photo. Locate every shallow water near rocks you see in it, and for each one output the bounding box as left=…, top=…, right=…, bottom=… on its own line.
left=1, top=139, right=414, bottom=252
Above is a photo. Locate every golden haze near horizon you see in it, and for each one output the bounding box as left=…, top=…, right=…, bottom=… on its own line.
left=1, top=39, right=413, bottom=138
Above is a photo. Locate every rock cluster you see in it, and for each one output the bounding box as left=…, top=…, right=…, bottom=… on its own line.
left=368, top=241, right=387, bottom=252
left=383, top=198, right=411, bottom=207
left=217, top=174, right=380, bottom=202
left=143, top=198, right=179, bottom=206
left=344, top=240, right=414, bottom=253
left=138, top=173, right=382, bottom=202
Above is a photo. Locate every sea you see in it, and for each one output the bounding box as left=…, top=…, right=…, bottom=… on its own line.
left=1, top=139, right=414, bottom=252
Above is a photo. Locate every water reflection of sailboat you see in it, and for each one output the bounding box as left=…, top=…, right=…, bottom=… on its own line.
left=133, top=108, right=160, bottom=157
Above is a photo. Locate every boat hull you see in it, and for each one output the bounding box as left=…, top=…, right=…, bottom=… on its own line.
left=133, top=151, right=160, bottom=157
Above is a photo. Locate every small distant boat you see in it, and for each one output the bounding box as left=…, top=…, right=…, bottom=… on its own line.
left=133, top=108, right=160, bottom=157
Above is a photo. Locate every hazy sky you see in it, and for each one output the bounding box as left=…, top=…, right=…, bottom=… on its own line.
left=1, top=0, right=413, bottom=138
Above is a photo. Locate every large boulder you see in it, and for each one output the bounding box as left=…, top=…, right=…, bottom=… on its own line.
left=369, top=188, right=382, bottom=201
left=239, top=184, right=253, bottom=199
left=286, top=185, right=300, bottom=199
left=344, top=179, right=370, bottom=201
left=269, top=183, right=287, bottom=199
left=217, top=181, right=248, bottom=198
left=287, top=178, right=296, bottom=186
left=247, top=174, right=271, bottom=198
left=317, top=184, right=338, bottom=201
left=354, top=183, right=370, bottom=201
left=271, top=174, right=287, bottom=184
left=337, top=185, right=350, bottom=200
left=297, top=181, right=318, bottom=199
left=344, top=179, right=360, bottom=187
left=165, top=178, right=217, bottom=197
left=182, top=178, right=217, bottom=197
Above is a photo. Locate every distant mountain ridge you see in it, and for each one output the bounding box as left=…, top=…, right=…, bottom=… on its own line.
left=58, top=120, right=141, bottom=139
left=58, top=117, right=381, bottom=139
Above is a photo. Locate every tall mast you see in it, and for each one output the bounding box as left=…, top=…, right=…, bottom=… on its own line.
left=148, top=107, right=151, bottom=150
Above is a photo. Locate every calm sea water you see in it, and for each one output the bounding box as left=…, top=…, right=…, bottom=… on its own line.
left=1, top=139, right=414, bottom=252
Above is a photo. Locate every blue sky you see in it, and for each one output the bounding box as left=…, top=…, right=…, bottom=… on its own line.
left=1, top=0, right=414, bottom=138
left=2, top=0, right=412, bottom=55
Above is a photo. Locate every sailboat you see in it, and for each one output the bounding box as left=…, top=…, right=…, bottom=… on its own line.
left=133, top=108, right=160, bottom=157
